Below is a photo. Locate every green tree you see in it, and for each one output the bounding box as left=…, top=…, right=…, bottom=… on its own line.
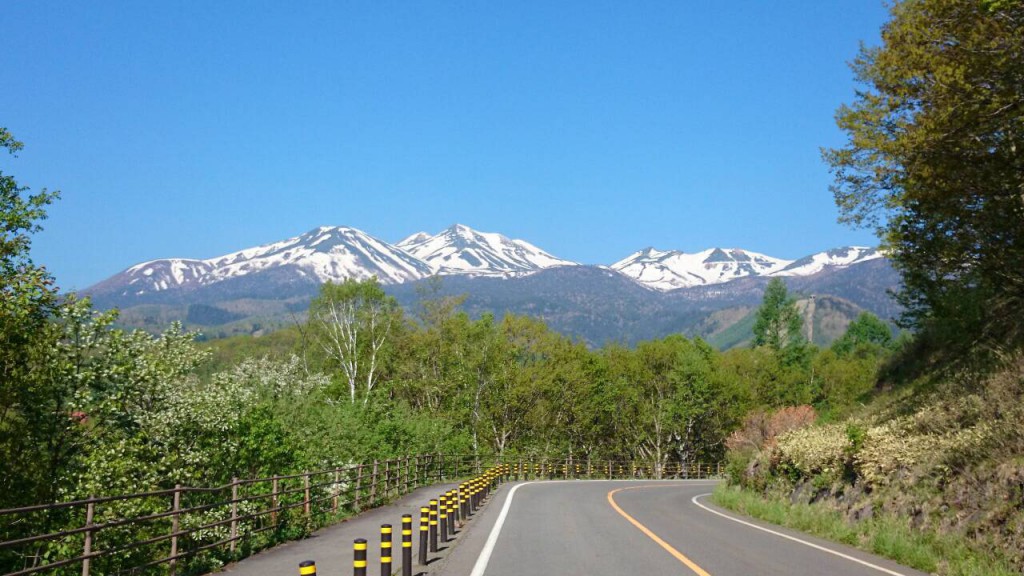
left=0, top=128, right=63, bottom=506
left=752, top=278, right=804, bottom=351
left=832, top=312, right=893, bottom=357
left=306, top=278, right=400, bottom=404
left=823, top=0, right=1024, bottom=351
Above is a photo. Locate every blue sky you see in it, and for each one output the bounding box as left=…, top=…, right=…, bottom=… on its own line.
left=3, top=1, right=889, bottom=290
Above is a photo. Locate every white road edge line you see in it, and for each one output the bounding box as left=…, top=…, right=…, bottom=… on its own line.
left=691, top=493, right=911, bottom=576
left=468, top=480, right=719, bottom=576
left=469, top=481, right=536, bottom=576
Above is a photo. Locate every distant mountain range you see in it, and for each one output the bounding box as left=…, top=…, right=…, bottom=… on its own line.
left=85, top=224, right=900, bottom=347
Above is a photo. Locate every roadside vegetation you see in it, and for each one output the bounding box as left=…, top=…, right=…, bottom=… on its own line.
left=714, top=1, right=1024, bottom=574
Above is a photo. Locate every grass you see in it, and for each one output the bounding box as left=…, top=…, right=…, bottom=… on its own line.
left=711, top=484, right=1019, bottom=576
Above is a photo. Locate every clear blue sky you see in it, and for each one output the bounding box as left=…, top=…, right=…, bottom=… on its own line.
left=3, top=1, right=889, bottom=291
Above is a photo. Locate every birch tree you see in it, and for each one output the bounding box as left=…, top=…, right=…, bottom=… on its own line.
left=307, top=278, right=398, bottom=404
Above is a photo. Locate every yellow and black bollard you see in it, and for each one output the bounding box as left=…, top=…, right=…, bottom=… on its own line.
left=418, top=506, right=429, bottom=565
left=439, top=494, right=448, bottom=544
left=353, top=539, right=367, bottom=576
left=446, top=491, right=456, bottom=537
left=451, top=487, right=460, bottom=526
left=456, top=483, right=465, bottom=521
left=429, top=499, right=438, bottom=553
left=401, top=514, right=413, bottom=576
left=381, top=524, right=392, bottom=576
left=299, top=560, right=316, bottom=575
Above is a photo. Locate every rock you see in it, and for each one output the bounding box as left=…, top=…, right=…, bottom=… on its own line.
left=811, top=487, right=830, bottom=504
left=791, top=480, right=816, bottom=505
left=851, top=503, right=874, bottom=522
left=745, top=458, right=761, bottom=479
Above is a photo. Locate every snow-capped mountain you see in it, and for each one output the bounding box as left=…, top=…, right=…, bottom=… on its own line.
left=399, top=224, right=577, bottom=276
left=611, top=247, right=792, bottom=291
left=119, top=259, right=215, bottom=293
left=87, top=224, right=578, bottom=301
left=771, top=246, right=883, bottom=277
left=86, top=224, right=895, bottom=346
left=87, top=223, right=886, bottom=321
left=91, top=226, right=434, bottom=298
left=396, top=232, right=432, bottom=248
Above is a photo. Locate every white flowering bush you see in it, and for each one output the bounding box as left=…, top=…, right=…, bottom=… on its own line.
left=855, top=417, right=994, bottom=487
left=775, top=423, right=851, bottom=477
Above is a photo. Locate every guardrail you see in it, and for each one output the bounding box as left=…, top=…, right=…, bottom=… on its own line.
left=0, top=454, right=489, bottom=576
left=0, top=456, right=720, bottom=576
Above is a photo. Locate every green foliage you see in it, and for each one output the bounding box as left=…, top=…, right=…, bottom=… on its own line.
left=713, top=484, right=1020, bottom=576
left=0, top=128, right=64, bottom=507
left=195, top=325, right=302, bottom=378
left=753, top=279, right=805, bottom=352
left=306, top=278, right=401, bottom=403
left=831, top=312, right=893, bottom=357
left=823, top=0, right=1024, bottom=355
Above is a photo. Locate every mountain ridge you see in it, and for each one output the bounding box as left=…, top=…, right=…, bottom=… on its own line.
left=84, top=224, right=899, bottom=347
left=87, top=223, right=883, bottom=300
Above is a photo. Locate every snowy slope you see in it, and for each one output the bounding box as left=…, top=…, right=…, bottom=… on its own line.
left=400, top=224, right=577, bottom=276
left=98, top=226, right=433, bottom=297
left=611, top=247, right=792, bottom=291
left=121, top=259, right=214, bottom=293
left=203, top=226, right=432, bottom=285
left=396, top=232, right=431, bottom=249
left=771, top=247, right=883, bottom=277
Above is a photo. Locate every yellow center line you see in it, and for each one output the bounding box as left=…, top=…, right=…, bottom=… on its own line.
left=607, top=486, right=713, bottom=576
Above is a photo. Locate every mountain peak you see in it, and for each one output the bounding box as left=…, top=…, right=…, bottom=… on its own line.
left=612, top=247, right=791, bottom=291
left=397, top=231, right=432, bottom=248
left=402, top=224, right=576, bottom=276
left=771, top=246, right=882, bottom=277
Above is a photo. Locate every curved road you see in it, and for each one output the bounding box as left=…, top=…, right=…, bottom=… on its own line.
left=437, top=480, right=929, bottom=576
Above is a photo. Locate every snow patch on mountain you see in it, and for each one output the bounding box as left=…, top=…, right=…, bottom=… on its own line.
left=124, top=259, right=213, bottom=294
left=770, top=246, right=882, bottom=277
left=611, top=248, right=792, bottom=291
left=206, top=226, right=433, bottom=285
left=396, top=231, right=432, bottom=248
left=401, top=224, right=577, bottom=276
left=107, top=227, right=433, bottom=297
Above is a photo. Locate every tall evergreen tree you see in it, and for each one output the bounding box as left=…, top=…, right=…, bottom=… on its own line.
left=752, top=278, right=804, bottom=351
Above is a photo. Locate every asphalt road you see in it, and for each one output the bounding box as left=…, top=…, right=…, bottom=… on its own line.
left=436, top=480, right=932, bottom=576
left=215, top=482, right=461, bottom=576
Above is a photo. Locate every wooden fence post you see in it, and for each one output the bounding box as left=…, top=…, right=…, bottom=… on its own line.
left=355, top=465, right=363, bottom=511
left=230, top=478, right=239, bottom=554
left=369, top=461, right=379, bottom=505
left=272, top=477, right=279, bottom=524
left=170, top=485, right=181, bottom=576
left=333, top=469, right=341, bottom=512
left=404, top=457, right=411, bottom=493
left=384, top=460, right=391, bottom=499
left=304, top=472, right=311, bottom=517
left=81, top=497, right=95, bottom=576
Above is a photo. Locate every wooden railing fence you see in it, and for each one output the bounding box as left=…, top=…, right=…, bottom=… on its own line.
left=0, top=455, right=719, bottom=576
